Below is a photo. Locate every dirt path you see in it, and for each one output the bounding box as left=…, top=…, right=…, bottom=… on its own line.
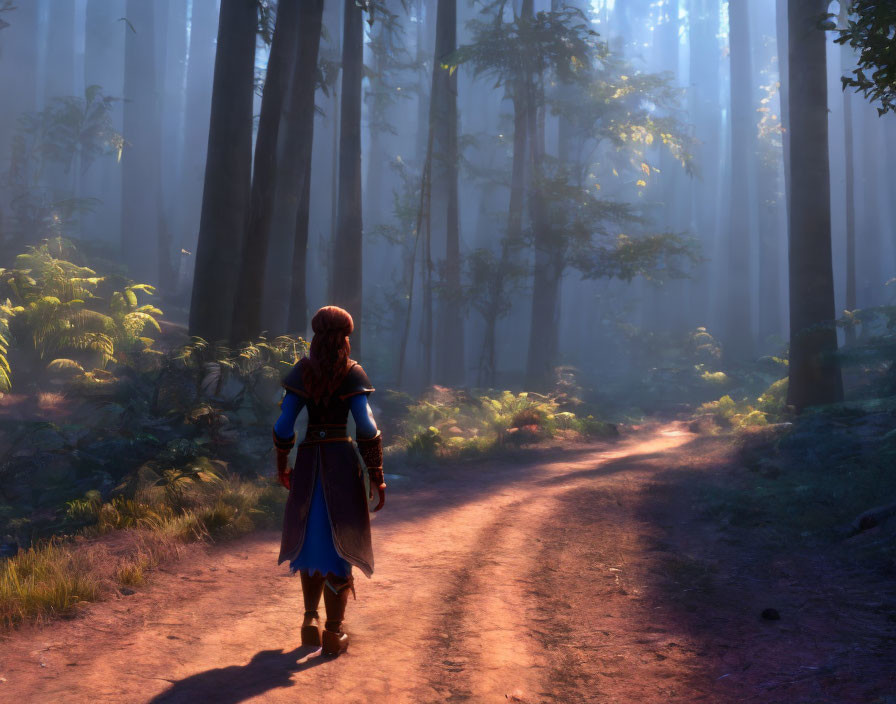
left=1, top=423, right=894, bottom=703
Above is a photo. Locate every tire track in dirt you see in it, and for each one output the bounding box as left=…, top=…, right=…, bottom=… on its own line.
left=410, top=426, right=698, bottom=704
left=414, top=495, right=556, bottom=703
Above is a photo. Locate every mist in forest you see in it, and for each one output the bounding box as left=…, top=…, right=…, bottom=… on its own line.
left=4, top=4, right=896, bottom=696
left=0, top=0, right=893, bottom=408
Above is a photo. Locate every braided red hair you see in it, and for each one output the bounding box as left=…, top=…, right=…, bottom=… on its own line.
left=301, top=306, right=354, bottom=402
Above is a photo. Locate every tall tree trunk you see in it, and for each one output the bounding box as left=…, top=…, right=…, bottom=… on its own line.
left=523, top=0, right=563, bottom=391
left=785, top=0, right=843, bottom=411
left=285, top=0, right=325, bottom=335
left=431, top=0, right=463, bottom=386
left=43, top=0, right=77, bottom=215
left=230, top=0, right=301, bottom=343
left=775, top=0, right=791, bottom=228
left=524, top=71, right=563, bottom=391
left=858, top=100, right=883, bottom=309
left=755, top=2, right=783, bottom=348
left=159, top=0, right=188, bottom=273
left=397, top=130, right=433, bottom=389
left=756, top=154, right=782, bottom=347
left=288, top=159, right=313, bottom=333
left=121, top=0, right=162, bottom=283
left=331, top=0, right=365, bottom=352
left=155, top=0, right=177, bottom=295
left=415, top=0, right=431, bottom=166
left=687, top=0, right=721, bottom=330
left=44, top=0, right=76, bottom=102
left=0, top=0, right=39, bottom=247
left=840, top=6, right=856, bottom=346
left=421, top=183, right=434, bottom=388
left=651, top=0, right=682, bottom=333
left=83, top=0, right=125, bottom=245
left=188, top=0, right=255, bottom=343
left=725, top=0, right=754, bottom=361
left=365, top=18, right=386, bottom=229
left=507, top=80, right=528, bottom=246
left=179, top=0, right=218, bottom=256
left=489, top=8, right=531, bottom=388
left=328, top=57, right=341, bottom=305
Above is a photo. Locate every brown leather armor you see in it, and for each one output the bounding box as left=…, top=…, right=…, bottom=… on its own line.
left=357, top=431, right=384, bottom=488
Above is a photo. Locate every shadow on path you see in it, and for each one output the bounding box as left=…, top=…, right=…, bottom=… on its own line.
left=147, top=646, right=329, bottom=704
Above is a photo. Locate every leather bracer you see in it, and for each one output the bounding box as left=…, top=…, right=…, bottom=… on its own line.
left=273, top=429, right=296, bottom=474
left=357, top=431, right=384, bottom=487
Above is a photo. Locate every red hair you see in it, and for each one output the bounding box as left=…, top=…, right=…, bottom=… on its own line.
left=302, top=306, right=354, bottom=402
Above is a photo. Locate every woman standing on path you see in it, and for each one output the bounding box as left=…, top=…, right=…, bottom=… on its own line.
left=272, top=306, right=386, bottom=656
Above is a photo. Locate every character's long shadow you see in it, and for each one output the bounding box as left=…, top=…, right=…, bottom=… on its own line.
left=147, top=646, right=328, bottom=704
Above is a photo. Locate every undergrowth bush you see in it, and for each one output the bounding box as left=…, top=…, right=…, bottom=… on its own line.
left=697, top=377, right=790, bottom=431
left=397, top=386, right=616, bottom=461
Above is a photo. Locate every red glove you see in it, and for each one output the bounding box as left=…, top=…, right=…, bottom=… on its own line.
left=273, top=430, right=295, bottom=491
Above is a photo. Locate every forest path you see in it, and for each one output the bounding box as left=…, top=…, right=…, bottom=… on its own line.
left=1, top=423, right=893, bottom=703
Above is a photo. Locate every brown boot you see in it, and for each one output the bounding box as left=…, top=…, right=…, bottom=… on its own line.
left=300, top=570, right=324, bottom=647
left=321, top=574, right=354, bottom=656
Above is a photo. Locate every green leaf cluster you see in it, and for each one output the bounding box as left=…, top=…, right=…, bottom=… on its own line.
left=835, top=1, right=896, bottom=115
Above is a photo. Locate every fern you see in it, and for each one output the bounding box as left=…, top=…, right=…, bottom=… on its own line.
left=0, top=240, right=168, bottom=387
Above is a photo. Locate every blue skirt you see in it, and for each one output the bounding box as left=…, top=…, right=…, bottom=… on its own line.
left=289, top=470, right=353, bottom=579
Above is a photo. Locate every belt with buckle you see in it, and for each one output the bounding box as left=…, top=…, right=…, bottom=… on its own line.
left=302, top=425, right=351, bottom=444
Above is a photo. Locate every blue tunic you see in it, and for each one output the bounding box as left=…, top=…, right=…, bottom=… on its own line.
left=274, top=391, right=378, bottom=578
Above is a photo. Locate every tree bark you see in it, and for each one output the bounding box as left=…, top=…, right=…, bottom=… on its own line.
left=756, top=157, right=782, bottom=347
left=785, top=0, right=843, bottom=411
left=285, top=0, right=325, bottom=335
left=83, top=0, right=125, bottom=245
left=44, top=0, right=76, bottom=102
left=775, top=0, right=791, bottom=228
left=431, top=0, right=464, bottom=387
left=230, top=0, right=301, bottom=343
left=288, top=158, right=313, bottom=333
left=841, top=16, right=856, bottom=345
left=524, top=71, right=562, bottom=391
left=725, top=0, right=754, bottom=361
left=179, top=0, right=218, bottom=256
left=331, top=0, right=365, bottom=353
left=121, top=0, right=163, bottom=283
left=687, top=0, right=721, bottom=331
left=188, top=0, right=255, bottom=343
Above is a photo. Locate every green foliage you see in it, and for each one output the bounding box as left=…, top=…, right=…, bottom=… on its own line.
left=0, top=239, right=163, bottom=384
left=835, top=2, right=896, bottom=115
left=697, top=377, right=790, bottom=431
left=758, top=378, right=789, bottom=416
left=170, top=334, right=307, bottom=425
left=0, top=300, right=13, bottom=392
left=407, top=426, right=444, bottom=460
left=395, top=386, right=615, bottom=461
left=453, top=4, right=699, bottom=286
left=449, top=3, right=597, bottom=89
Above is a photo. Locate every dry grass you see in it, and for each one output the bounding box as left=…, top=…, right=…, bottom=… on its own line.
left=0, top=478, right=284, bottom=630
